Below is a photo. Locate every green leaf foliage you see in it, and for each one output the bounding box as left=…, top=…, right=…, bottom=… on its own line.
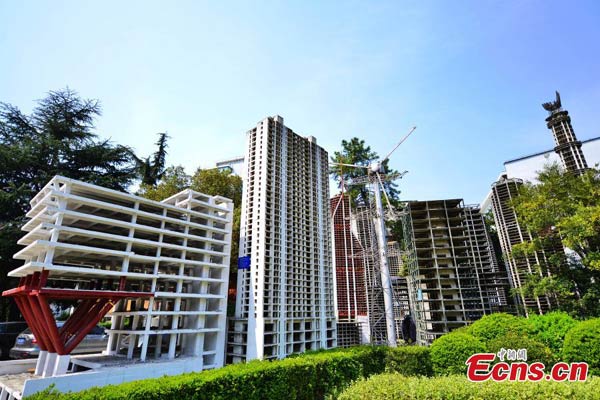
left=0, top=88, right=138, bottom=321
left=27, top=346, right=391, bottom=400
left=385, top=345, right=433, bottom=376
left=137, top=165, right=191, bottom=201
left=526, top=312, right=578, bottom=354
left=430, top=333, right=486, bottom=375
left=338, top=373, right=600, bottom=400
left=486, top=332, right=556, bottom=366
left=466, top=313, right=529, bottom=342
left=509, top=163, right=600, bottom=316
left=563, top=318, right=600, bottom=376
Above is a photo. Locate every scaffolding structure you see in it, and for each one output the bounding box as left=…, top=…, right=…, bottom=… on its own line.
left=3, top=176, right=233, bottom=377
left=402, top=199, right=509, bottom=344
left=330, top=194, right=367, bottom=347
left=351, top=205, right=409, bottom=345
left=228, top=116, right=336, bottom=363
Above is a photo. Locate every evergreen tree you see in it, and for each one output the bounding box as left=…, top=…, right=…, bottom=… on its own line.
left=130, top=132, right=170, bottom=186
left=330, top=137, right=400, bottom=205
left=137, top=165, right=190, bottom=201
left=330, top=137, right=403, bottom=242
left=0, top=88, right=137, bottom=321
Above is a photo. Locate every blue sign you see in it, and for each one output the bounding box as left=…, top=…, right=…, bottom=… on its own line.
left=238, top=256, right=251, bottom=270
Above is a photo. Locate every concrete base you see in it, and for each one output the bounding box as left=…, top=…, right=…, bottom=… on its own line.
left=21, top=356, right=206, bottom=397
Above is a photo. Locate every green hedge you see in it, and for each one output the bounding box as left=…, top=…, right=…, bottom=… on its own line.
left=338, top=373, right=600, bottom=400
left=487, top=331, right=556, bottom=366
left=385, top=345, right=433, bottom=376
left=430, top=332, right=486, bottom=375
left=29, top=346, right=392, bottom=400
left=527, top=312, right=577, bottom=354
left=563, top=319, right=600, bottom=376
left=466, top=313, right=529, bottom=342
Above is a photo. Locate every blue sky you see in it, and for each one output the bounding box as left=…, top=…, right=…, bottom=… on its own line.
left=1, top=1, right=599, bottom=203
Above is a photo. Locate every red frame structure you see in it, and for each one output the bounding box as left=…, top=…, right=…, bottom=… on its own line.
left=2, top=270, right=153, bottom=355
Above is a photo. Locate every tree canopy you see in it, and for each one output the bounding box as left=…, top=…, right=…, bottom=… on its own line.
left=137, top=165, right=191, bottom=201
left=330, top=137, right=404, bottom=243
left=330, top=137, right=400, bottom=205
left=0, top=88, right=138, bottom=320
left=137, top=166, right=243, bottom=314
left=130, top=132, right=170, bottom=186
left=510, top=163, right=600, bottom=316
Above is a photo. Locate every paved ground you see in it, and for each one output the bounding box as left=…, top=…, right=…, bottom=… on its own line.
left=0, top=372, right=41, bottom=398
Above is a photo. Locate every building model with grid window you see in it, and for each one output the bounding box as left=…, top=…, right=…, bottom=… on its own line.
left=484, top=92, right=592, bottom=316
left=402, top=199, right=510, bottom=344
left=228, top=115, right=336, bottom=362
left=2, top=176, right=233, bottom=384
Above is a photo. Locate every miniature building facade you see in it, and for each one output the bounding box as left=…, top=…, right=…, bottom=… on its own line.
left=330, top=194, right=367, bottom=347
left=402, top=199, right=509, bottom=344
left=490, top=177, right=555, bottom=315
left=228, top=116, right=336, bottom=362
left=331, top=193, right=410, bottom=347
left=3, top=176, right=233, bottom=377
left=483, top=93, right=588, bottom=316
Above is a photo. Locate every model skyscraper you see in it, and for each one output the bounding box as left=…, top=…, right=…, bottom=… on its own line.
left=228, top=116, right=336, bottom=362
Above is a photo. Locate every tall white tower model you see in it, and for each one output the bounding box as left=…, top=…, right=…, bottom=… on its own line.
left=228, top=115, right=336, bottom=362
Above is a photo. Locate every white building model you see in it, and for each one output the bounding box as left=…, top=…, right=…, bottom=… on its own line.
left=2, top=176, right=233, bottom=397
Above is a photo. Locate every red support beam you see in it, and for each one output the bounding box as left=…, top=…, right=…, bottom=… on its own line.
left=3, top=272, right=153, bottom=358
left=65, top=299, right=113, bottom=354
left=63, top=300, right=105, bottom=344
left=14, top=296, right=49, bottom=352
left=59, top=299, right=95, bottom=341
left=35, top=295, right=65, bottom=354
left=24, top=295, right=55, bottom=353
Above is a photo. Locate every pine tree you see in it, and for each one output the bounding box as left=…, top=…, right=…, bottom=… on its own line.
left=0, top=88, right=137, bottom=321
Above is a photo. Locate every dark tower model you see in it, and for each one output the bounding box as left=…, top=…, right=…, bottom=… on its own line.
left=542, top=91, right=588, bottom=174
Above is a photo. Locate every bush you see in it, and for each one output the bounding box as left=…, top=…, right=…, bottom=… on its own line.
left=385, top=346, right=433, bottom=376
left=487, top=331, right=556, bottom=366
left=28, top=346, right=388, bottom=400
left=467, top=313, right=529, bottom=342
left=563, top=318, right=600, bottom=376
left=430, top=332, right=486, bottom=375
left=526, top=312, right=577, bottom=354
left=338, top=373, right=600, bottom=400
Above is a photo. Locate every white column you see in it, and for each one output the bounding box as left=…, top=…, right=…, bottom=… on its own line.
left=42, top=353, right=57, bottom=377
left=53, top=354, right=70, bottom=376
left=35, top=350, right=48, bottom=376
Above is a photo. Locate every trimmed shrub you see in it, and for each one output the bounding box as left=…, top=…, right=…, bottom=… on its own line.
left=385, top=346, right=433, bottom=376
left=526, top=312, right=577, bottom=354
left=338, top=373, right=600, bottom=400
left=487, top=331, right=556, bottom=366
left=563, top=318, right=600, bottom=376
left=430, top=332, right=486, bottom=375
left=467, top=313, right=529, bottom=342
left=28, top=346, right=388, bottom=400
